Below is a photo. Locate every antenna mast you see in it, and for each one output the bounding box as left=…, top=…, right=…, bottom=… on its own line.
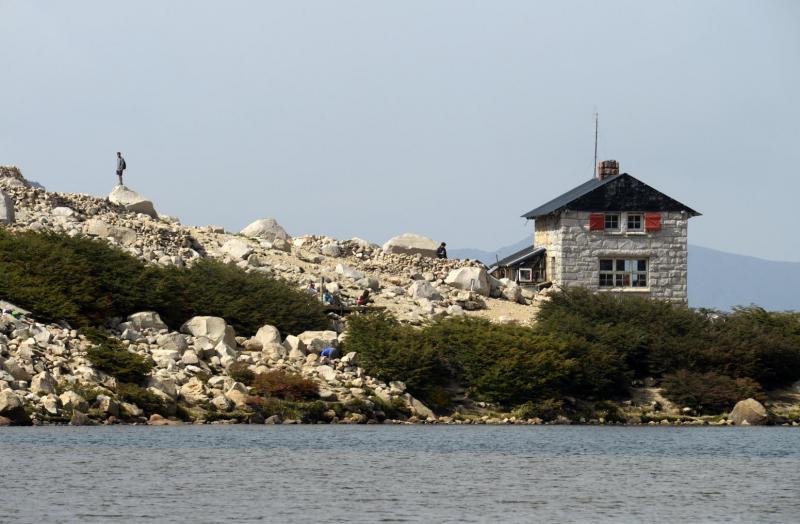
left=593, top=112, right=599, bottom=178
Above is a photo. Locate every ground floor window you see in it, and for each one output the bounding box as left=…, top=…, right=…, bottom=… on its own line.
left=599, top=258, right=648, bottom=288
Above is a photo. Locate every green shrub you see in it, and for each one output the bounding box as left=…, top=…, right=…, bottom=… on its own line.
left=83, top=328, right=153, bottom=385
left=699, top=307, right=800, bottom=388
left=227, top=361, right=255, bottom=386
left=344, top=314, right=579, bottom=407
left=0, top=230, right=327, bottom=335
left=116, top=383, right=168, bottom=417
left=252, top=370, right=319, bottom=401
left=370, top=396, right=411, bottom=420
left=345, top=294, right=800, bottom=412
left=342, top=313, right=450, bottom=402
left=591, top=400, right=626, bottom=423
left=535, top=287, right=710, bottom=378
left=661, top=369, right=763, bottom=414
left=0, top=230, right=160, bottom=327
left=156, top=259, right=328, bottom=336
left=513, top=398, right=565, bottom=421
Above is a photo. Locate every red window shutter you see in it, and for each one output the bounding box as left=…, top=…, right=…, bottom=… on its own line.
left=645, top=213, right=661, bottom=231
left=589, top=213, right=604, bottom=230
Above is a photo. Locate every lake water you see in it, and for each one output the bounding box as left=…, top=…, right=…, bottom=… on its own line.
left=1, top=426, right=798, bottom=523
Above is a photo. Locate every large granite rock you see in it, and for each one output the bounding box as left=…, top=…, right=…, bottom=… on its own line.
left=444, top=267, right=491, bottom=297
left=240, top=218, right=290, bottom=242
left=85, top=218, right=137, bottom=246
left=180, top=316, right=236, bottom=347
left=0, top=189, right=15, bottom=224
left=0, top=389, right=31, bottom=425
left=30, top=371, right=57, bottom=395
left=407, top=281, right=442, bottom=301
left=728, top=398, right=768, bottom=426
left=127, top=311, right=168, bottom=331
left=253, top=324, right=281, bottom=346
left=382, top=233, right=438, bottom=258
left=297, top=330, right=339, bottom=351
left=219, top=238, right=253, bottom=259
left=108, top=185, right=158, bottom=218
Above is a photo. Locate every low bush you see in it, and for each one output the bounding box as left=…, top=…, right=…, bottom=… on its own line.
left=661, top=370, right=763, bottom=414
left=0, top=230, right=328, bottom=335
left=513, top=398, right=565, bottom=421
left=251, top=370, right=319, bottom=401
left=156, top=259, right=328, bottom=336
left=344, top=314, right=579, bottom=407
left=591, top=400, right=626, bottom=423
left=369, top=396, right=411, bottom=420
left=345, top=292, right=800, bottom=414
left=245, top=396, right=330, bottom=422
left=227, top=361, right=255, bottom=386
left=116, top=383, right=168, bottom=417
left=83, top=328, right=153, bottom=385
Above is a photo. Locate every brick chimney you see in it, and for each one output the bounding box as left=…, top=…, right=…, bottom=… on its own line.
left=596, top=159, right=619, bottom=180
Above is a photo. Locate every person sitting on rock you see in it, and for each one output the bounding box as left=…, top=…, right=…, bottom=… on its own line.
left=436, top=242, right=447, bottom=259
left=116, top=152, right=127, bottom=186
left=356, top=289, right=370, bottom=306
left=305, top=282, right=318, bottom=296
left=322, top=290, right=334, bottom=305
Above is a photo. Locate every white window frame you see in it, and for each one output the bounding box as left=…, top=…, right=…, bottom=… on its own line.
left=518, top=268, right=533, bottom=282
left=626, top=213, right=644, bottom=232
left=604, top=213, right=620, bottom=231
left=598, top=258, right=649, bottom=288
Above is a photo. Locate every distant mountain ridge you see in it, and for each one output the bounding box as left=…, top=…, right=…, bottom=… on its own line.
left=449, top=240, right=800, bottom=311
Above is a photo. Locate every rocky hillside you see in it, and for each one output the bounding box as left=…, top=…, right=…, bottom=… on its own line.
left=0, top=166, right=537, bottom=325
left=0, top=166, right=541, bottom=426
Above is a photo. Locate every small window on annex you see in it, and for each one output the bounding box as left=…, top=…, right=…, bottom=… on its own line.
left=627, top=213, right=643, bottom=231
left=518, top=268, right=533, bottom=282
left=598, top=258, right=648, bottom=288
left=604, top=213, right=619, bottom=230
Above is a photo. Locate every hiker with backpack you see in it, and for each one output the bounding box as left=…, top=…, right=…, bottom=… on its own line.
left=116, top=152, right=127, bottom=185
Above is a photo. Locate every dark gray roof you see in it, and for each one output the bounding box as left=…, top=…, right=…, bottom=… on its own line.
left=521, top=176, right=614, bottom=219
left=487, top=245, right=545, bottom=274
left=521, top=173, right=700, bottom=219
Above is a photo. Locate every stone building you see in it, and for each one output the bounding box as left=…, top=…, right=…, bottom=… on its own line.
left=490, top=160, right=700, bottom=303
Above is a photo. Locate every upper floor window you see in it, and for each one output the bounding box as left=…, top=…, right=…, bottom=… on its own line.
left=604, top=213, right=619, bottom=230
left=627, top=213, right=643, bottom=231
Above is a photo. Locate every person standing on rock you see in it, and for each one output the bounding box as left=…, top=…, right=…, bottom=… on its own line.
left=436, top=242, right=447, bottom=259
left=116, top=152, right=127, bottom=186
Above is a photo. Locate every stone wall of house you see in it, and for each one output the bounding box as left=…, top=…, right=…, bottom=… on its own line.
left=535, top=210, right=689, bottom=303
left=533, top=215, right=560, bottom=281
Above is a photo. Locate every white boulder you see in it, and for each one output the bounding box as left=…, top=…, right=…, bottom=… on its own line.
left=219, top=238, right=253, bottom=260
left=156, top=333, right=188, bottom=353
left=254, top=325, right=281, bottom=347
left=729, top=398, right=769, bottom=426
left=0, top=190, right=15, bottom=224
left=108, top=185, right=158, bottom=218
left=51, top=206, right=76, bottom=217
left=30, top=371, right=57, bottom=396
left=335, top=264, right=365, bottom=280
left=180, top=316, right=236, bottom=347
left=127, top=312, right=168, bottom=331
left=382, top=233, right=439, bottom=258
left=407, top=281, right=442, bottom=301
left=444, top=267, right=491, bottom=297
left=240, top=218, right=290, bottom=242
left=85, top=219, right=137, bottom=246
left=297, top=330, right=339, bottom=351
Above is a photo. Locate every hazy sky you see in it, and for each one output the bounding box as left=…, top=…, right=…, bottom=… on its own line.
left=2, top=1, right=799, bottom=261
